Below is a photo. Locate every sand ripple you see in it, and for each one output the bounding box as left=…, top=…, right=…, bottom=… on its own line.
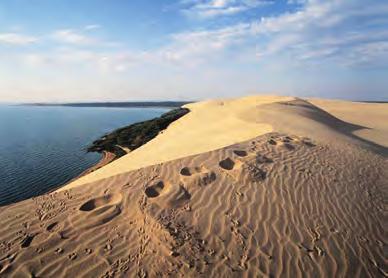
left=0, top=131, right=386, bottom=277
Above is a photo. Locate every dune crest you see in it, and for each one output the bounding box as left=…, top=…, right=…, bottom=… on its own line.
left=0, top=130, right=386, bottom=276
left=61, top=96, right=387, bottom=190
left=1, top=96, right=386, bottom=276
left=59, top=96, right=293, bottom=190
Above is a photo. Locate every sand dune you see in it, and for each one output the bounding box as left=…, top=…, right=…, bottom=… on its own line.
left=60, top=96, right=388, bottom=191
left=309, top=98, right=388, bottom=148
left=0, top=96, right=387, bottom=277
left=59, top=95, right=291, bottom=191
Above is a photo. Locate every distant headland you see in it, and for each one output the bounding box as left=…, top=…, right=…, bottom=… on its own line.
left=24, top=101, right=192, bottom=108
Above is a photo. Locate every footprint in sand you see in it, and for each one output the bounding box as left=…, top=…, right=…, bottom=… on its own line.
left=61, top=193, right=123, bottom=238
left=268, top=136, right=297, bottom=151
left=68, top=252, right=77, bottom=260
left=145, top=181, right=191, bottom=208
left=233, top=150, right=248, bottom=157
left=281, top=136, right=295, bottom=143
left=180, top=166, right=205, bottom=176
left=179, top=166, right=217, bottom=186
left=234, top=149, right=273, bottom=166
left=46, top=222, right=59, bottom=232
left=145, top=181, right=165, bottom=198
left=220, top=155, right=268, bottom=182
left=20, top=234, right=36, bottom=248
left=246, top=165, right=267, bottom=181
left=218, top=157, right=245, bottom=181
left=268, top=139, right=278, bottom=146
left=255, top=154, right=273, bottom=164
left=219, top=157, right=241, bottom=171
left=272, top=135, right=316, bottom=149
left=79, top=193, right=122, bottom=212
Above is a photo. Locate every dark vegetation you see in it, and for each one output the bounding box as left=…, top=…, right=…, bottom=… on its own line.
left=87, top=108, right=190, bottom=157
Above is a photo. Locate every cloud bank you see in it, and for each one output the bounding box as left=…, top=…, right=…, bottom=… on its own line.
left=0, top=0, right=387, bottom=101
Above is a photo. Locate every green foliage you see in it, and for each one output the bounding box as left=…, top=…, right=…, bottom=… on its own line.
left=87, top=108, right=190, bottom=157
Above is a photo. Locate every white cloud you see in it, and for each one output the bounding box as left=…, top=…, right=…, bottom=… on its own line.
left=0, top=33, right=38, bottom=45
left=287, top=0, right=307, bottom=5
left=182, top=0, right=272, bottom=18
left=9, top=0, right=387, bottom=73
left=18, top=23, right=249, bottom=72
left=20, top=47, right=155, bottom=74
left=173, top=0, right=388, bottom=70
left=52, top=29, right=97, bottom=45
left=50, top=26, right=121, bottom=47
left=20, top=0, right=388, bottom=72
left=342, top=41, right=388, bottom=68
left=22, top=50, right=97, bottom=69
left=250, top=0, right=388, bottom=66
left=84, top=24, right=101, bottom=30
left=160, top=23, right=250, bottom=66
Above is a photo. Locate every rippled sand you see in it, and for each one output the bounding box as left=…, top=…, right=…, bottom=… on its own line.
left=0, top=97, right=387, bottom=277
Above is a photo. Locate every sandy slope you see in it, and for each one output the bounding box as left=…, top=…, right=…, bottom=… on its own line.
left=309, top=98, right=388, bottom=148
left=0, top=97, right=387, bottom=277
left=60, top=96, right=388, bottom=191
left=60, top=96, right=292, bottom=191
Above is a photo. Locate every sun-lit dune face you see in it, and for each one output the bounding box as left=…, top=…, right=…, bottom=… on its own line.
left=1, top=0, right=387, bottom=274
left=1, top=129, right=386, bottom=277
left=59, top=95, right=388, bottom=191
left=1, top=96, right=387, bottom=277
left=60, top=95, right=295, bottom=190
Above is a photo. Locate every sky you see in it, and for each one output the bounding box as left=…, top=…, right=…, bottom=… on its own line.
left=0, top=0, right=387, bottom=102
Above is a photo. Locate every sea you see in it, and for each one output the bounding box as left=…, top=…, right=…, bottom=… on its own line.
left=0, top=105, right=169, bottom=206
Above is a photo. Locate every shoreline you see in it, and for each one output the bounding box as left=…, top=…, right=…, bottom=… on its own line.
left=51, top=151, right=117, bottom=192
left=86, top=107, right=190, bottom=155
left=57, top=107, right=190, bottom=192
left=1, top=95, right=387, bottom=276
left=60, top=96, right=388, bottom=191
left=75, top=151, right=117, bottom=180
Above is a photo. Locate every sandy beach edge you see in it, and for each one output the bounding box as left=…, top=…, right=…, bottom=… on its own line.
left=49, top=151, right=117, bottom=193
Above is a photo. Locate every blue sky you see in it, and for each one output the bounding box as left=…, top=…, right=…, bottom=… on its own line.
left=0, top=0, right=387, bottom=102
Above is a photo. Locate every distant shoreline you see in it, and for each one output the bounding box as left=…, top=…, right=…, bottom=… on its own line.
left=22, top=101, right=193, bottom=108
left=56, top=107, right=190, bottom=191
left=354, top=100, right=388, bottom=104
left=4, top=99, right=388, bottom=107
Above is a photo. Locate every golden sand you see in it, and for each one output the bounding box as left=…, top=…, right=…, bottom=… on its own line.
left=60, top=95, right=293, bottom=190
left=1, top=96, right=386, bottom=277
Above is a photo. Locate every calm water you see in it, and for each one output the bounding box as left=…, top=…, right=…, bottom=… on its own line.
left=0, top=105, right=169, bottom=206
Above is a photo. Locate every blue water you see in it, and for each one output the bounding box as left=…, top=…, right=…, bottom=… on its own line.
left=0, top=105, right=169, bottom=206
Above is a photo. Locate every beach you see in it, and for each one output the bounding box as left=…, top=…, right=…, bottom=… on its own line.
left=56, top=151, right=117, bottom=191
left=0, top=95, right=387, bottom=277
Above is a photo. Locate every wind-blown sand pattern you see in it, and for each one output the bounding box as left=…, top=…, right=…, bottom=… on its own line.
left=0, top=97, right=387, bottom=277
left=60, top=95, right=289, bottom=190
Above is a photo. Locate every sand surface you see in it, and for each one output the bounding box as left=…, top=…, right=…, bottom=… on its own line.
left=309, top=98, right=388, bottom=148
left=59, top=96, right=291, bottom=191
left=0, top=96, right=387, bottom=277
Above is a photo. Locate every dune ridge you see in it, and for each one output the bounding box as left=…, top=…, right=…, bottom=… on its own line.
left=309, top=98, right=388, bottom=148
left=60, top=96, right=388, bottom=191
left=0, top=96, right=387, bottom=277
left=59, top=95, right=292, bottom=191
left=0, top=132, right=386, bottom=277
